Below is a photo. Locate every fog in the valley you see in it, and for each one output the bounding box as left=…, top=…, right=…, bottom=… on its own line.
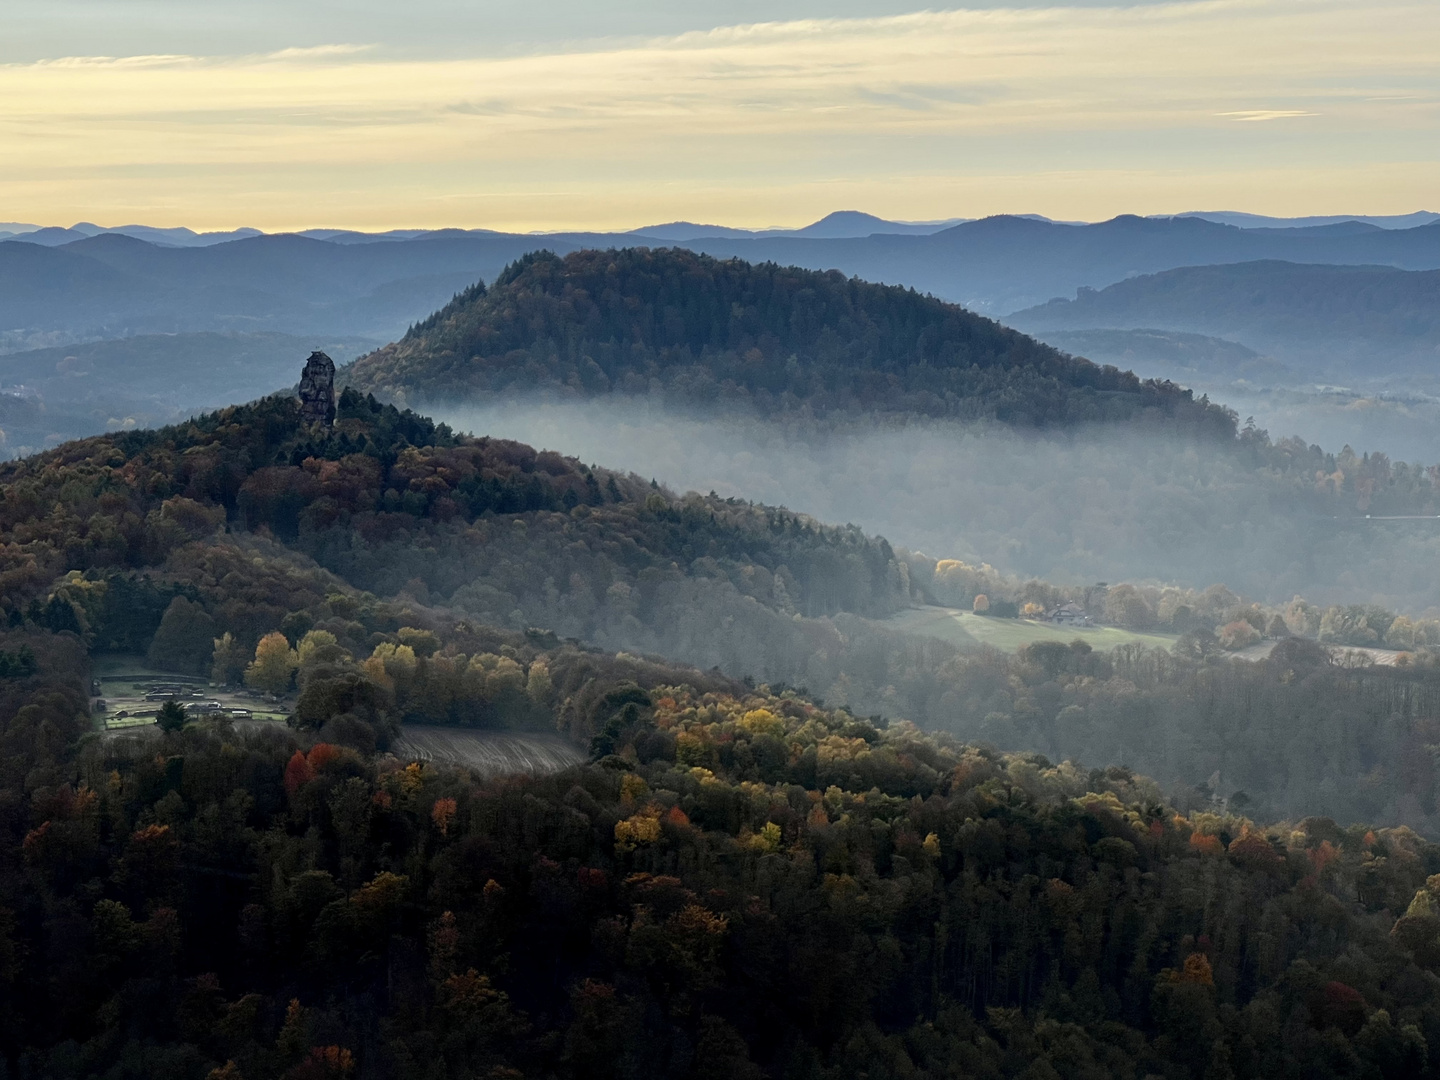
left=432, top=396, right=1440, bottom=614
left=1025, top=329, right=1440, bottom=465
left=1211, top=387, right=1440, bottom=466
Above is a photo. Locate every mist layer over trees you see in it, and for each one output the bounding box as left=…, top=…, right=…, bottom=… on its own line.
left=6, top=372, right=1440, bottom=1073
left=432, top=396, right=1440, bottom=613
left=344, top=248, right=1231, bottom=432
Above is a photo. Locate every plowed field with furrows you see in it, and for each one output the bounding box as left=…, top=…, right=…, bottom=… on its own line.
left=392, top=727, right=585, bottom=777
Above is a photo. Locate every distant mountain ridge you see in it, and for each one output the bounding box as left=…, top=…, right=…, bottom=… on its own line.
left=630, top=210, right=971, bottom=241
left=5, top=208, right=1434, bottom=246
left=1175, top=210, right=1439, bottom=230
left=1009, top=259, right=1440, bottom=378
left=2, top=210, right=1437, bottom=458
left=3, top=213, right=1438, bottom=347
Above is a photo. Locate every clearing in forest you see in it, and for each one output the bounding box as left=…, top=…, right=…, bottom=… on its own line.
left=886, top=607, right=1180, bottom=653
left=393, top=726, right=585, bottom=778
left=91, top=654, right=292, bottom=729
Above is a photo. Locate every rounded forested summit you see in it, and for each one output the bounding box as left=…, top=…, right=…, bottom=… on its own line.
left=345, top=247, right=1236, bottom=431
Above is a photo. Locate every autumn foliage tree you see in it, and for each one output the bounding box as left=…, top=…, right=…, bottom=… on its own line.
left=245, top=630, right=299, bottom=694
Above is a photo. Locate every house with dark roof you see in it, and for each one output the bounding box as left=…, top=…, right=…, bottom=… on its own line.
left=1046, top=603, right=1092, bottom=626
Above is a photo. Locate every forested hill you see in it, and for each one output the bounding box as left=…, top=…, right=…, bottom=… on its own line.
left=7, top=620, right=1440, bottom=1078
left=0, top=389, right=911, bottom=634
left=9, top=381, right=1440, bottom=1073
left=343, top=248, right=1237, bottom=432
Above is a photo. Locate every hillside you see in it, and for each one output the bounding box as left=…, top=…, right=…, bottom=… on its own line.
left=11, top=388, right=1440, bottom=832
left=0, top=216, right=1435, bottom=468
left=3, top=381, right=1440, bottom=1071
left=0, top=389, right=925, bottom=713
left=1010, top=260, right=1440, bottom=379
left=1024, top=328, right=1289, bottom=384
left=4, top=616, right=1440, bottom=1076
left=343, top=248, right=1234, bottom=431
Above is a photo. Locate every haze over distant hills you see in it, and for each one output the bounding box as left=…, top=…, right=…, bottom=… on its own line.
left=6, top=208, right=1435, bottom=247
left=1011, top=260, right=1440, bottom=378
left=3, top=211, right=1438, bottom=348
left=1174, top=210, right=1439, bottom=230
left=2, top=207, right=1438, bottom=459
left=343, top=247, right=1231, bottom=431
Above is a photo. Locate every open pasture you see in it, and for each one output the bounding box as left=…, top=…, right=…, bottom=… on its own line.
left=886, top=607, right=1180, bottom=653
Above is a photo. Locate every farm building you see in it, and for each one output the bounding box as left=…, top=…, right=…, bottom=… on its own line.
left=1047, top=603, right=1092, bottom=626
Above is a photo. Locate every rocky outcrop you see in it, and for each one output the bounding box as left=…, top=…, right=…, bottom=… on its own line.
left=298, top=351, right=336, bottom=426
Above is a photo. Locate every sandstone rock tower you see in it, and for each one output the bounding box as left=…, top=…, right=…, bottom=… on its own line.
left=298, top=351, right=336, bottom=426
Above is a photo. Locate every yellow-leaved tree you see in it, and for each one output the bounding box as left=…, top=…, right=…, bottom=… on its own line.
left=245, top=631, right=299, bottom=694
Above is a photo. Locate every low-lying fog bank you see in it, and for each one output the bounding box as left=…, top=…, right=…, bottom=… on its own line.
left=1028, top=327, right=1440, bottom=464
left=433, top=396, right=1440, bottom=613
left=1182, top=385, right=1440, bottom=466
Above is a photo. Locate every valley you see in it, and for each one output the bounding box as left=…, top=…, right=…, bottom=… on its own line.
left=0, top=234, right=1438, bottom=1079
left=7, top=0, right=1440, bottom=1070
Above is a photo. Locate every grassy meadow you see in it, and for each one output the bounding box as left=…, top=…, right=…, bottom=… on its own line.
left=886, top=606, right=1180, bottom=653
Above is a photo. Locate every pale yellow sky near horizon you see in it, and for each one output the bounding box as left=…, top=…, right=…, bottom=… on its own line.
left=1, top=0, right=1437, bottom=231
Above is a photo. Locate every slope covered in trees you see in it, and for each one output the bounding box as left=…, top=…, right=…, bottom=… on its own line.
left=0, top=388, right=910, bottom=637
left=343, top=249, right=1235, bottom=431
left=11, top=391, right=1440, bottom=833
left=3, top=385, right=1440, bottom=1071
left=4, top=618, right=1440, bottom=1076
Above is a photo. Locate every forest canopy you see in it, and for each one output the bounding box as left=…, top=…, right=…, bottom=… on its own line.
left=7, top=391, right=1440, bottom=834
left=342, top=248, right=1236, bottom=431
left=0, top=372, right=1438, bottom=1074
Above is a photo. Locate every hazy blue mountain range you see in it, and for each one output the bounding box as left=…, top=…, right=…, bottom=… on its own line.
left=2, top=212, right=1438, bottom=461
left=5, top=208, right=1433, bottom=247
left=3, top=214, right=1438, bottom=349
left=629, top=210, right=971, bottom=240
left=1010, top=260, right=1440, bottom=378
left=0, top=221, right=263, bottom=247
left=1174, top=210, right=1439, bottom=230
left=674, top=215, right=1440, bottom=314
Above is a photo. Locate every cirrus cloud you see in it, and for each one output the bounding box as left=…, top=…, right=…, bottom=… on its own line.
left=0, top=0, right=1435, bottom=229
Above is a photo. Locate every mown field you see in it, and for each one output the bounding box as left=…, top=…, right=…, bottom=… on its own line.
left=391, top=726, right=585, bottom=778
left=885, top=606, right=1180, bottom=652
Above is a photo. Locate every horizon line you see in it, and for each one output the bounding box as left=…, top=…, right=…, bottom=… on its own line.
left=4, top=208, right=1439, bottom=240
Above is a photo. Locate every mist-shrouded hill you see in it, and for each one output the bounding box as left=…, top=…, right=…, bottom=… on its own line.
left=339, top=246, right=1440, bottom=617
left=8, top=360, right=1440, bottom=1078
left=342, top=247, right=1233, bottom=431
left=14, top=383, right=1440, bottom=841
left=6, top=215, right=1440, bottom=466
left=1009, top=260, right=1440, bottom=381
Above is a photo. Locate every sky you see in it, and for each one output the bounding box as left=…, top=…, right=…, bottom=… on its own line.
left=2, top=0, right=1437, bottom=231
